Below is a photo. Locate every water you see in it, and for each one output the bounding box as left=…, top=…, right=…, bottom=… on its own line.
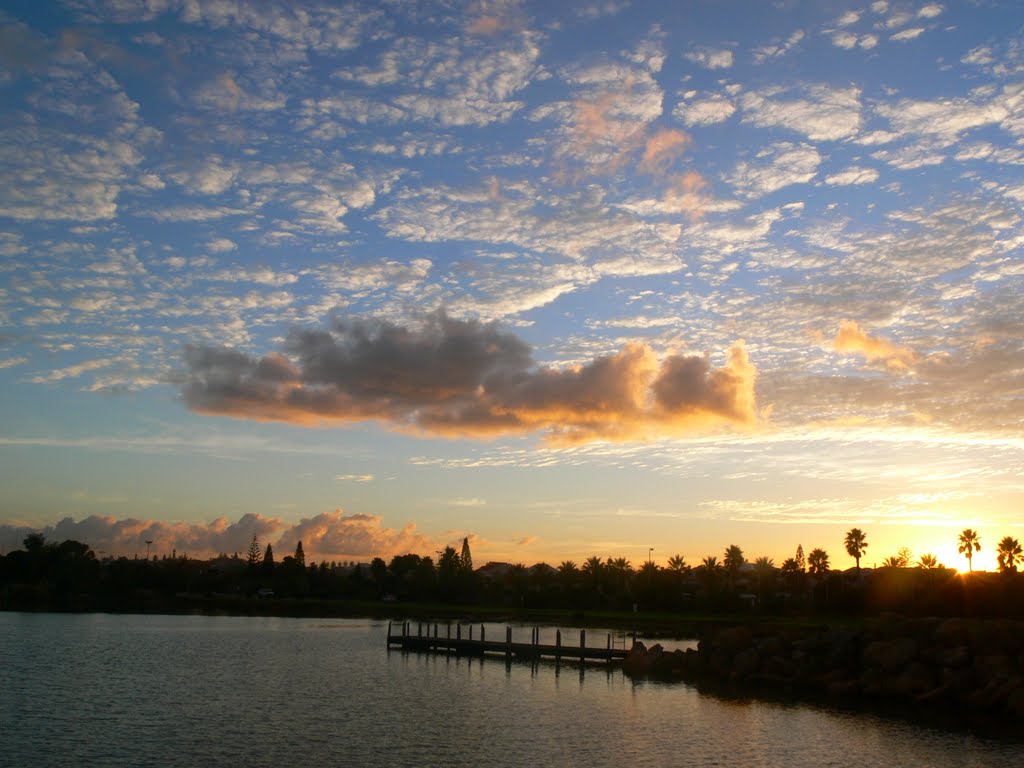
left=1, top=613, right=1019, bottom=767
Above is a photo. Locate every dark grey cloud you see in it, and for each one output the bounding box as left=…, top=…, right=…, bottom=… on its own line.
left=181, top=311, right=758, bottom=442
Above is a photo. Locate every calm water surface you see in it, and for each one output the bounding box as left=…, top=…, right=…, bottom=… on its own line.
left=1, top=613, right=1020, bottom=767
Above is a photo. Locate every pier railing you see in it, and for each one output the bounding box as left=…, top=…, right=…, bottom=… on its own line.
left=386, top=621, right=631, bottom=663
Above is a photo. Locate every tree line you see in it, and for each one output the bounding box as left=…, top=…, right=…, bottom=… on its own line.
left=2, top=528, right=1023, bottom=618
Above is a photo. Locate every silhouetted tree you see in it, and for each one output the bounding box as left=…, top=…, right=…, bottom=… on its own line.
left=459, top=537, right=473, bottom=572
left=24, top=533, right=46, bottom=553
left=753, top=556, right=775, bottom=601
left=557, top=560, right=579, bottom=588
left=697, top=556, right=723, bottom=596
left=507, top=563, right=528, bottom=606
left=637, top=560, right=659, bottom=583
left=246, top=536, right=261, bottom=568
left=781, top=557, right=803, bottom=593
left=958, top=529, right=981, bottom=572
left=259, top=543, right=275, bottom=581
left=807, top=548, right=829, bottom=576
left=844, top=528, right=868, bottom=570
left=294, top=541, right=305, bottom=567
left=666, top=554, right=689, bottom=575
left=581, top=555, right=603, bottom=583
left=723, top=544, right=745, bottom=591
left=795, top=544, right=806, bottom=572
left=997, top=536, right=1022, bottom=574
left=606, top=557, right=633, bottom=594
left=917, top=553, right=939, bottom=569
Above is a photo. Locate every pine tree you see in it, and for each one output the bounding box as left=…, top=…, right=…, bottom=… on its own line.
left=247, top=536, right=261, bottom=567
left=795, top=544, right=806, bottom=572
left=460, top=536, right=473, bottom=572
left=262, top=543, right=275, bottom=572
left=294, top=541, right=305, bottom=567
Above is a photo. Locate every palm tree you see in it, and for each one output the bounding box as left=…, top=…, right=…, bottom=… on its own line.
left=637, top=560, right=659, bottom=585
left=882, top=548, right=911, bottom=568
left=753, top=556, right=775, bottom=600
left=807, top=548, right=830, bottom=576
left=917, top=553, right=939, bottom=569
left=844, top=528, right=868, bottom=570
left=606, top=556, right=633, bottom=591
left=666, top=554, right=689, bottom=575
left=997, top=536, right=1022, bottom=574
left=697, top=555, right=723, bottom=594
left=557, top=560, right=578, bottom=576
left=557, top=560, right=579, bottom=588
left=581, top=555, right=604, bottom=581
left=780, top=557, right=803, bottom=592
left=958, top=529, right=981, bottom=572
left=723, top=544, right=745, bottom=590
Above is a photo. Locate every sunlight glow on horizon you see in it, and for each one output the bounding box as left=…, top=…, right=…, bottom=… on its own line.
left=0, top=0, right=1021, bottom=562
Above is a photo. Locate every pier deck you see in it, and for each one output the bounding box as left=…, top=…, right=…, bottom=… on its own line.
left=387, top=621, right=631, bottom=663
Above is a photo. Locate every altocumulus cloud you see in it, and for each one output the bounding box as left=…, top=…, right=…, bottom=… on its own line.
left=0, top=511, right=431, bottom=560
left=180, top=311, right=759, bottom=443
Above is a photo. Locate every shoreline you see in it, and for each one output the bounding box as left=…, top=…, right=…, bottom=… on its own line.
left=622, top=615, right=1024, bottom=733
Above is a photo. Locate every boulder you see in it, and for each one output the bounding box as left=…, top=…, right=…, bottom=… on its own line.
left=862, top=637, right=918, bottom=671
left=731, top=647, right=761, bottom=681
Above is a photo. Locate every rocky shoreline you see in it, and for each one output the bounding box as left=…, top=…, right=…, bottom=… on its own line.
left=623, top=616, right=1024, bottom=727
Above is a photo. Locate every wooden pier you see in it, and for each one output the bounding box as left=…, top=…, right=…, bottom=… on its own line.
left=386, top=621, right=631, bottom=663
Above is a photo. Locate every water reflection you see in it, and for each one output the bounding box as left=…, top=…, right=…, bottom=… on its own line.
left=1, top=613, right=1020, bottom=768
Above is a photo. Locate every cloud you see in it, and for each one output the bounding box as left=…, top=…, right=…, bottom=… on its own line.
left=674, top=95, right=736, bottom=127
left=450, top=497, right=487, bottom=507
left=741, top=85, right=862, bottom=142
left=465, top=0, right=525, bottom=36
left=824, top=166, right=880, bottom=185
left=829, top=319, right=918, bottom=371
left=574, top=1, right=630, bottom=20
left=560, top=63, right=664, bottom=174
left=684, top=48, right=733, bottom=70
left=335, top=474, right=374, bottom=482
left=660, top=171, right=708, bottom=218
left=207, top=238, right=237, bottom=253
left=637, top=129, right=692, bottom=175
left=753, top=29, right=804, bottom=64
left=330, top=28, right=543, bottom=128
left=28, top=356, right=126, bottom=384
left=726, top=142, right=821, bottom=198
left=180, top=310, right=759, bottom=443
left=274, top=510, right=432, bottom=558
left=0, top=510, right=431, bottom=560
left=890, top=28, right=924, bottom=42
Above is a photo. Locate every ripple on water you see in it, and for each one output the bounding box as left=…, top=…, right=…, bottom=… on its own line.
left=1, top=613, right=1021, bottom=768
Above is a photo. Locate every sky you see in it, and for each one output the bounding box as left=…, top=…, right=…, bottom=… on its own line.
left=1, top=0, right=1022, bottom=572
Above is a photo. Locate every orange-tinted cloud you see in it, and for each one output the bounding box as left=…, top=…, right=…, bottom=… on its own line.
left=639, top=129, right=692, bottom=176
left=466, top=0, right=524, bottom=35
left=571, top=81, right=650, bottom=174
left=217, top=71, right=242, bottom=111
left=662, top=170, right=708, bottom=219
left=1, top=511, right=433, bottom=561
left=831, top=319, right=917, bottom=370
left=181, top=311, right=758, bottom=443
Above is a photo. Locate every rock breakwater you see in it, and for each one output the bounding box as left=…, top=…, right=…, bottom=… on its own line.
left=623, top=617, right=1024, bottom=724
